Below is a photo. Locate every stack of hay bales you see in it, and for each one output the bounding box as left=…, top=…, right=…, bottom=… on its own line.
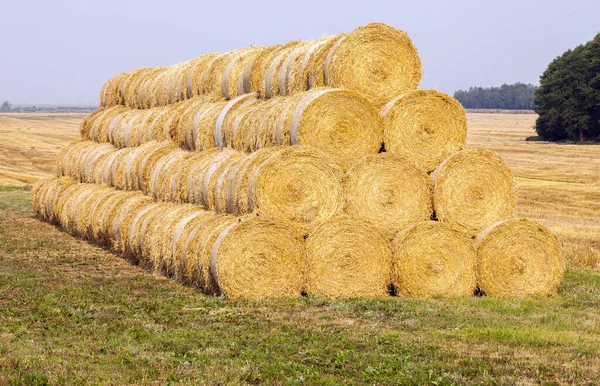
left=33, top=22, right=564, bottom=299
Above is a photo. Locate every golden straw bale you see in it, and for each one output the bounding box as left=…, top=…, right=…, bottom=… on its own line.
left=136, top=141, right=179, bottom=194
left=226, top=147, right=282, bottom=214
left=211, top=216, right=304, bottom=299
left=325, top=23, right=422, bottom=107
left=137, top=67, right=166, bottom=109
left=80, top=108, right=107, bottom=139
left=170, top=211, right=214, bottom=281
left=193, top=101, right=228, bottom=151
left=187, top=214, right=238, bottom=292
left=381, top=89, right=467, bottom=171
left=75, top=185, right=114, bottom=241
left=149, top=149, right=188, bottom=201
left=56, top=139, right=89, bottom=178
left=122, top=201, right=160, bottom=263
left=186, top=148, right=239, bottom=207
left=249, top=145, right=344, bottom=233
left=277, top=41, right=313, bottom=96
left=107, top=194, right=153, bottom=253
left=305, top=216, right=392, bottom=298
left=263, top=42, right=306, bottom=98
left=89, top=107, right=129, bottom=143
left=288, top=36, right=333, bottom=94
left=432, top=148, right=517, bottom=235
left=344, top=153, right=433, bottom=238
left=98, top=190, right=143, bottom=247
left=248, top=41, right=302, bottom=98
left=392, top=221, right=476, bottom=297
left=206, top=152, right=245, bottom=211
left=221, top=46, right=264, bottom=99
left=214, top=93, right=258, bottom=148
left=285, top=88, right=382, bottom=169
left=307, top=35, right=346, bottom=89
left=137, top=203, right=181, bottom=270
left=476, top=219, right=565, bottom=297
left=186, top=53, right=220, bottom=99
left=100, top=73, right=127, bottom=108
left=181, top=148, right=223, bottom=204
left=147, top=203, right=203, bottom=275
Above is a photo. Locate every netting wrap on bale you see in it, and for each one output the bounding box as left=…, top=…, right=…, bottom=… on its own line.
left=475, top=219, right=564, bottom=297
left=392, top=221, right=476, bottom=297
left=431, top=148, right=517, bottom=235
left=381, top=89, right=467, bottom=172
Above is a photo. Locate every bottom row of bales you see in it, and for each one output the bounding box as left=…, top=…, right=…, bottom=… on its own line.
left=32, top=177, right=565, bottom=299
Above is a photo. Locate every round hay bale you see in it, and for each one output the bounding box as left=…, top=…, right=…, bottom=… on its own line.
left=248, top=41, right=302, bottom=98
left=186, top=213, right=238, bottom=292
left=222, top=97, right=261, bottom=149
left=108, top=194, right=153, bottom=253
left=31, top=178, right=54, bottom=218
left=263, top=41, right=306, bottom=98
left=432, top=148, right=517, bottom=235
left=277, top=41, right=312, bottom=96
left=185, top=53, right=220, bottom=99
left=56, top=139, right=89, bottom=179
left=206, top=152, right=245, bottom=211
left=476, top=219, right=564, bottom=297
left=100, top=73, right=127, bottom=108
left=305, top=216, right=392, bottom=298
left=75, top=185, right=114, bottom=241
left=306, top=35, right=345, bottom=89
left=193, top=101, right=228, bottom=151
left=249, top=145, right=344, bottom=233
left=147, top=203, right=202, bottom=275
left=136, top=141, right=179, bottom=194
left=43, top=177, right=78, bottom=223
left=80, top=108, right=107, bottom=139
left=149, top=149, right=188, bottom=201
left=124, top=201, right=160, bottom=263
left=287, top=36, right=333, bottom=94
left=393, top=221, right=477, bottom=297
left=90, top=106, right=128, bottom=144
left=186, top=148, right=240, bottom=207
left=287, top=88, right=382, bottom=169
left=225, top=147, right=281, bottom=214
left=325, top=23, right=422, bottom=107
left=381, top=89, right=467, bottom=171
left=137, top=67, right=166, bottom=109
left=221, top=46, right=264, bottom=99
left=214, top=93, right=258, bottom=148
left=100, top=190, right=143, bottom=248
left=344, top=153, right=432, bottom=238
left=210, top=216, right=304, bottom=299
left=170, top=211, right=214, bottom=282
left=181, top=148, right=222, bottom=204
left=199, top=53, right=231, bottom=96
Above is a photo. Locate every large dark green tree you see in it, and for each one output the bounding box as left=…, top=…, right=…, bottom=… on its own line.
left=535, top=33, right=600, bottom=142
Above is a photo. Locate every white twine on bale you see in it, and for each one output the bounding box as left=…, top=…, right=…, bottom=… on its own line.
left=101, top=152, right=121, bottom=186
left=264, top=51, right=289, bottom=99
left=278, top=44, right=311, bottom=96
left=200, top=151, right=237, bottom=208
left=121, top=114, right=142, bottom=147
left=190, top=107, right=213, bottom=150
left=209, top=220, right=242, bottom=292
left=221, top=50, right=252, bottom=99
left=151, top=151, right=186, bottom=199
left=170, top=213, right=204, bottom=274
left=246, top=150, right=283, bottom=212
left=225, top=151, right=261, bottom=213
left=214, top=94, right=256, bottom=148
left=81, top=144, right=114, bottom=183
left=289, top=89, right=337, bottom=144
left=274, top=103, right=294, bottom=145
left=323, top=36, right=347, bottom=85
left=127, top=202, right=158, bottom=256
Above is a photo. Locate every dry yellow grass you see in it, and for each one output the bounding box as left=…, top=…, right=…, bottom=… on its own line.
left=0, top=113, right=82, bottom=185
left=0, top=112, right=598, bottom=270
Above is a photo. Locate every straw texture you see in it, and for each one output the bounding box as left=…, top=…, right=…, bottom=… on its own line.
left=431, top=148, right=517, bottom=235
left=305, top=216, right=392, bottom=298
left=392, top=221, right=476, bottom=297
left=344, top=153, right=432, bottom=238
left=381, top=89, right=467, bottom=172
left=475, top=219, right=564, bottom=297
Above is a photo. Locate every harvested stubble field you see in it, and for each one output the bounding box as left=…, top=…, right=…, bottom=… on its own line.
left=1, top=112, right=599, bottom=384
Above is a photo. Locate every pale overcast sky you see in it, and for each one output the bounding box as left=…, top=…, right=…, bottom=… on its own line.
left=1, top=0, right=598, bottom=105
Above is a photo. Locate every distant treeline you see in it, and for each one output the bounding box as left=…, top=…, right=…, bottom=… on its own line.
left=453, top=83, right=537, bottom=110
left=1, top=101, right=97, bottom=113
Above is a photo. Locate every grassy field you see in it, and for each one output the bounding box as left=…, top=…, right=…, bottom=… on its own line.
left=1, top=113, right=599, bottom=384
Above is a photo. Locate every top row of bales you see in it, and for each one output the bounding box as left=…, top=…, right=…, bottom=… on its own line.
left=100, top=23, right=422, bottom=110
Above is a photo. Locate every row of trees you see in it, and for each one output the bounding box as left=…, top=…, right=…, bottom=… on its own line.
left=453, top=83, right=537, bottom=110
left=534, top=33, right=600, bottom=142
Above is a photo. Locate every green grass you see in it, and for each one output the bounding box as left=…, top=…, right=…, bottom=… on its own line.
left=1, top=188, right=599, bottom=385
